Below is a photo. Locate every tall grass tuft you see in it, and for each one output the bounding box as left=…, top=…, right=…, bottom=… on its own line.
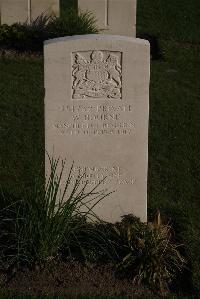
left=48, top=9, right=99, bottom=37
left=0, top=157, right=113, bottom=271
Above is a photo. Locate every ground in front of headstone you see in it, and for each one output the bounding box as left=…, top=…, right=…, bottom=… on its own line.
left=3, top=261, right=150, bottom=297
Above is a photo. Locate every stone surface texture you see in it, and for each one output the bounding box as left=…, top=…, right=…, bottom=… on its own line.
left=78, top=0, right=137, bottom=37
left=0, top=0, right=59, bottom=25
left=44, top=35, right=150, bottom=223
left=1, top=0, right=28, bottom=25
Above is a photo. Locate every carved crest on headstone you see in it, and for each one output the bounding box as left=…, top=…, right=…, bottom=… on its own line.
left=72, top=50, right=122, bottom=99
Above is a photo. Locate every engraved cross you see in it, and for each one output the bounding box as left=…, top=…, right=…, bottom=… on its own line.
left=105, top=0, right=110, bottom=26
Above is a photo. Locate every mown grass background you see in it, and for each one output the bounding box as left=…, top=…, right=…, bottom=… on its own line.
left=0, top=58, right=44, bottom=195
left=0, top=0, right=200, bottom=298
left=137, top=0, right=200, bottom=43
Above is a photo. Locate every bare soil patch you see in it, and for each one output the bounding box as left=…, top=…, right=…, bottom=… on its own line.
left=1, top=262, right=150, bottom=297
left=0, top=49, right=42, bottom=59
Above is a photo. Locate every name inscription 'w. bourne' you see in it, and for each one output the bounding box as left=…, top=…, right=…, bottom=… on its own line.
left=72, top=50, right=122, bottom=100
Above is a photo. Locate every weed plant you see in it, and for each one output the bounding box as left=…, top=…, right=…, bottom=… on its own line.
left=0, top=9, right=99, bottom=53
left=102, top=213, right=186, bottom=295
left=0, top=158, right=113, bottom=271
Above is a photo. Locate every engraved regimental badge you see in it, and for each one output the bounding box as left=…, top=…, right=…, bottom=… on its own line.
left=72, top=50, right=122, bottom=100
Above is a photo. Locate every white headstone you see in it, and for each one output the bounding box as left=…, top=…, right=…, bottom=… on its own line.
left=78, top=0, right=137, bottom=37
left=1, top=0, right=28, bottom=25
left=44, top=34, right=150, bottom=223
left=0, top=0, right=59, bottom=25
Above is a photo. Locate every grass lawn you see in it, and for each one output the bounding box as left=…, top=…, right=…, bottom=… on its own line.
left=0, top=0, right=200, bottom=298
left=0, top=58, right=44, bottom=195
left=137, top=0, right=200, bottom=43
